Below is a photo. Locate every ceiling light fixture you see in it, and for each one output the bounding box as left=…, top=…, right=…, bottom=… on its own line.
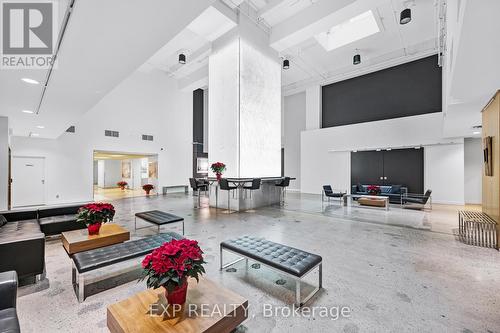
left=473, top=131, right=481, bottom=135
left=22, top=110, right=34, bottom=114
left=400, top=8, right=411, bottom=25
left=178, top=53, right=186, bottom=64
left=353, top=53, right=361, bottom=65
left=386, top=148, right=392, bottom=151
left=283, top=59, right=290, bottom=70
left=21, top=78, right=39, bottom=85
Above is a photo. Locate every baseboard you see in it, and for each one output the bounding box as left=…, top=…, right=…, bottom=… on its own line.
left=432, top=200, right=465, bottom=205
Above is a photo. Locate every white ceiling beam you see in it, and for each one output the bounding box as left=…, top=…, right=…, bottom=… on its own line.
left=270, top=0, right=387, bottom=52
left=258, top=0, right=289, bottom=17
left=178, top=65, right=208, bottom=92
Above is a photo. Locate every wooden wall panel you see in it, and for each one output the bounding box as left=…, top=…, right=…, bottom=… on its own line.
left=482, top=91, right=500, bottom=243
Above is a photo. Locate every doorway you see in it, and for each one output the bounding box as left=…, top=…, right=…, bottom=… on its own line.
left=11, top=156, right=45, bottom=207
left=93, top=151, right=159, bottom=201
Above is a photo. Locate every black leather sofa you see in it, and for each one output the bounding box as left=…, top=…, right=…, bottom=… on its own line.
left=0, top=204, right=87, bottom=281
left=0, top=271, right=20, bottom=333
left=351, top=184, right=408, bottom=204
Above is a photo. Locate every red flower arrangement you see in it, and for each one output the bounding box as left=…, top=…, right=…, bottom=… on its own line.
left=141, top=239, right=206, bottom=305
left=367, top=185, right=381, bottom=195
left=210, top=162, right=226, bottom=181
left=117, top=181, right=128, bottom=190
left=142, top=184, right=154, bottom=194
left=76, top=203, right=115, bottom=235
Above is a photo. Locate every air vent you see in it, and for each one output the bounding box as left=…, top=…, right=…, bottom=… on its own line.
left=142, top=134, right=153, bottom=141
left=105, top=130, right=119, bottom=137
left=66, top=126, right=75, bottom=133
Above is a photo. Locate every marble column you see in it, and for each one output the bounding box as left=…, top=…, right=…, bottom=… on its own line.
left=208, top=14, right=281, bottom=178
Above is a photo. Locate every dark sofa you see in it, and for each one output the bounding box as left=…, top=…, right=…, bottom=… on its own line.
left=0, top=204, right=87, bottom=281
left=351, top=184, right=408, bottom=204
left=0, top=271, right=20, bottom=333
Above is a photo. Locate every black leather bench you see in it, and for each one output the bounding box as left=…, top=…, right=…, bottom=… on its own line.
left=72, top=232, right=183, bottom=302
left=220, top=236, right=322, bottom=307
left=134, top=210, right=184, bottom=234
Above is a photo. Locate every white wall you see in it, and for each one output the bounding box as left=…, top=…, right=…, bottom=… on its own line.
left=101, top=160, right=122, bottom=188
left=0, top=117, right=8, bottom=210
left=424, top=144, right=465, bottom=205
left=10, top=69, right=193, bottom=205
left=464, top=138, right=483, bottom=204
left=301, top=113, right=466, bottom=204
left=283, top=92, right=306, bottom=190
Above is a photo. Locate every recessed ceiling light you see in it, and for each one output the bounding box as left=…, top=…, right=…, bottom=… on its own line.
left=315, top=10, right=380, bottom=52
left=414, top=146, right=421, bottom=149
left=21, top=78, right=39, bottom=85
left=352, top=150, right=357, bottom=153
left=36, top=125, right=45, bottom=129
left=473, top=131, right=481, bottom=135
left=376, top=149, right=381, bottom=151
left=22, top=110, right=34, bottom=114
left=386, top=148, right=392, bottom=151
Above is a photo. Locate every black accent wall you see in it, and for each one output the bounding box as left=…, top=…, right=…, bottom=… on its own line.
left=322, top=55, right=442, bottom=128
left=192, top=89, right=207, bottom=178
left=351, top=148, right=424, bottom=193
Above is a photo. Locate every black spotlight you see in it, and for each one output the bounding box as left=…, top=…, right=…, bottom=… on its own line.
left=283, top=59, right=290, bottom=70
left=400, top=8, right=411, bottom=24
left=353, top=54, right=361, bottom=65
left=178, top=53, right=186, bottom=64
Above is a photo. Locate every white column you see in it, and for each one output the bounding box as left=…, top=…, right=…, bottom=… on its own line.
left=208, top=15, right=281, bottom=178
left=306, top=85, right=321, bottom=130
left=0, top=117, right=9, bottom=210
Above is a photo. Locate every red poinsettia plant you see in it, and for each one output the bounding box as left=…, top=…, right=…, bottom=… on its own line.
left=211, top=162, right=226, bottom=181
left=367, top=185, right=381, bottom=195
left=117, top=181, right=128, bottom=189
left=142, top=184, right=154, bottom=194
left=76, top=203, right=115, bottom=226
left=141, top=239, right=206, bottom=294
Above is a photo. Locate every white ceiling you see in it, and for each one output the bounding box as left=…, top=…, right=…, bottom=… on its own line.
left=0, top=0, right=215, bottom=138
left=4, top=0, right=495, bottom=141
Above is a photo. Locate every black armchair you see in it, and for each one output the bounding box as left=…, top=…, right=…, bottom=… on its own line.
left=0, top=271, right=20, bottom=333
left=402, top=189, right=432, bottom=210
left=322, top=185, right=346, bottom=204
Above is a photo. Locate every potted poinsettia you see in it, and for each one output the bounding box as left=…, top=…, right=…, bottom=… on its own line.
left=141, top=239, right=206, bottom=316
left=117, top=181, right=128, bottom=190
left=76, top=203, right=115, bottom=235
left=367, top=185, right=381, bottom=195
left=143, top=184, right=154, bottom=195
left=210, top=162, right=226, bottom=181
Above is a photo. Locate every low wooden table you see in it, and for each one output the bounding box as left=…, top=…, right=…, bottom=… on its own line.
left=62, top=223, right=130, bottom=255
left=107, top=277, right=248, bottom=333
left=343, top=194, right=390, bottom=211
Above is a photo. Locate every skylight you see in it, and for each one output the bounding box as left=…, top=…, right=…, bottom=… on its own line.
left=315, top=10, right=380, bottom=52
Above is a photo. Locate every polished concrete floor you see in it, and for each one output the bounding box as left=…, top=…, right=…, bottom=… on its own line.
left=17, top=193, right=500, bottom=333
left=93, top=186, right=156, bottom=201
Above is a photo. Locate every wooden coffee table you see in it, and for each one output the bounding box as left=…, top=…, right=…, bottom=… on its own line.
left=62, top=223, right=130, bottom=255
left=107, top=277, right=248, bottom=333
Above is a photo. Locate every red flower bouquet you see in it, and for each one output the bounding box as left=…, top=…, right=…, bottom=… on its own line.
left=141, top=239, right=206, bottom=307
left=117, top=181, right=128, bottom=190
left=76, top=203, right=115, bottom=235
left=367, top=185, right=381, bottom=195
left=142, top=184, right=154, bottom=195
left=210, top=162, right=226, bottom=181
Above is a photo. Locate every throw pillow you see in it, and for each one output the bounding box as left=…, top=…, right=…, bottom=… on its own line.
left=357, top=183, right=364, bottom=192
left=391, top=185, right=402, bottom=194
left=0, top=214, right=7, bottom=227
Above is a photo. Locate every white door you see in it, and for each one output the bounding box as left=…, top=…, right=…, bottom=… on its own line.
left=12, top=156, right=45, bottom=207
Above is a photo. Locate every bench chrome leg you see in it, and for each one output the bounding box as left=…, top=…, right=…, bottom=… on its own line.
left=295, top=279, right=301, bottom=307
left=72, top=263, right=85, bottom=302
left=220, top=248, right=246, bottom=270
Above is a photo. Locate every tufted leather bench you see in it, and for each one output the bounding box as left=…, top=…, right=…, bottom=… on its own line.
left=72, top=232, right=183, bottom=302
left=134, top=210, right=184, bottom=234
left=220, top=236, right=322, bottom=307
